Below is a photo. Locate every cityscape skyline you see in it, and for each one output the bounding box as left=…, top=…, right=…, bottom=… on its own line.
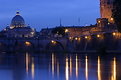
left=0, top=0, right=100, bottom=31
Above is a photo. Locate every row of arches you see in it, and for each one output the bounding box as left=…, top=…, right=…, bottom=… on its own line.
left=0, top=33, right=120, bottom=52
left=0, top=40, right=65, bottom=52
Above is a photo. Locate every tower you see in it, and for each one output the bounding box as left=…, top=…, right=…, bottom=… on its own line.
left=100, top=0, right=114, bottom=23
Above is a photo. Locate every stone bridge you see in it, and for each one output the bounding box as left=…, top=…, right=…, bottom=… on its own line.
left=0, top=38, right=69, bottom=52
left=0, top=32, right=121, bottom=52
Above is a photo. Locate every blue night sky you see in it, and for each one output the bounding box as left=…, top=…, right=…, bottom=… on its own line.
left=0, top=0, right=100, bottom=31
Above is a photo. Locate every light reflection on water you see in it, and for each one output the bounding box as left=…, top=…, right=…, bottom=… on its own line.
left=98, top=56, right=101, bottom=80
left=85, top=56, right=88, bottom=80
left=57, top=61, right=59, bottom=78
left=31, top=57, right=35, bottom=79
left=111, top=57, right=116, bottom=80
left=52, top=53, right=55, bottom=76
left=26, top=53, right=29, bottom=75
left=76, top=55, right=78, bottom=78
left=65, top=57, right=69, bottom=80
left=70, top=56, right=72, bottom=77
left=0, top=53, right=120, bottom=80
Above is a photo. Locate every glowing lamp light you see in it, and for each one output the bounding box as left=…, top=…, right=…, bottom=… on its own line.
left=51, top=40, right=57, bottom=44
left=75, top=37, right=78, bottom=40
left=113, top=32, right=116, bottom=36
left=25, top=41, right=31, bottom=46
left=65, top=29, right=69, bottom=33
left=85, top=36, right=88, bottom=39
left=97, top=35, right=100, bottom=38
left=51, top=40, right=54, bottom=43
left=31, top=32, right=34, bottom=35
left=69, top=37, right=73, bottom=40
left=98, top=21, right=101, bottom=23
left=10, top=26, right=14, bottom=29
left=111, top=18, right=114, bottom=21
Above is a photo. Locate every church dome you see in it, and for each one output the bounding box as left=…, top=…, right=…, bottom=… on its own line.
left=10, top=11, right=25, bottom=28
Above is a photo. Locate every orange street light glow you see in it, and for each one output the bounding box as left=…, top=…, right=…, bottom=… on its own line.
left=111, top=18, right=114, bottom=21
left=51, top=40, right=57, bottom=44
left=25, top=41, right=31, bottom=46
left=113, top=32, right=116, bottom=36
left=98, top=21, right=101, bottom=23
left=85, top=36, right=88, bottom=39
left=75, top=37, right=78, bottom=40
left=97, top=35, right=100, bottom=38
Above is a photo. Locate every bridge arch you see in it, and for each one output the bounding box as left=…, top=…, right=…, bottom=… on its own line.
left=0, top=42, right=7, bottom=52
left=14, top=40, right=35, bottom=51
left=45, top=40, right=65, bottom=51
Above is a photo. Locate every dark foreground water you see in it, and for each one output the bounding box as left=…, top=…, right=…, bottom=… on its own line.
left=0, top=53, right=121, bottom=80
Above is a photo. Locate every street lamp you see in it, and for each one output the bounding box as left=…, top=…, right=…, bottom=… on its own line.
left=85, top=36, right=88, bottom=39
left=75, top=37, right=78, bottom=40
left=112, top=32, right=116, bottom=36
left=69, top=37, right=72, bottom=40
left=85, top=36, right=91, bottom=41
left=25, top=41, right=31, bottom=46
left=51, top=40, right=57, bottom=45
left=110, top=17, right=114, bottom=23
left=97, top=35, right=100, bottom=38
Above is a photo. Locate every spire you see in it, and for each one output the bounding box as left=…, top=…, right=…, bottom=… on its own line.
left=60, top=18, right=62, bottom=26
left=16, top=11, right=20, bottom=15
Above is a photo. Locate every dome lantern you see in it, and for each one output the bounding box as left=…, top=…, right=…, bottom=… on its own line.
left=16, top=11, right=20, bottom=15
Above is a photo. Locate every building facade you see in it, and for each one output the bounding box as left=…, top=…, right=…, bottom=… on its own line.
left=100, top=0, right=115, bottom=23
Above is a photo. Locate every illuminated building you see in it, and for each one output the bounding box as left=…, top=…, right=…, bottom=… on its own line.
left=100, top=0, right=115, bottom=23
left=40, top=21, right=117, bottom=38
left=2, top=11, right=36, bottom=38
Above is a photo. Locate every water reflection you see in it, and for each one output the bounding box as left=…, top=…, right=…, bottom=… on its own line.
left=65, top=57, right=69, bottom=80
left=111, top=57, right=116, bottom=80
left=52, top=53, right=55, bottom=76
left=0, top=53, right=120, bottom=80
left=70, top=56, right=72, bottom=76
left=26, top=53, right=29, bottom=75
left=98, top=56, right=101, bottom=80
left=76, top=55, right=78, bottom=78
left=85, top=56, right=88, bottom=80
left=57, top=62, right=59, bottom=78
left=31, top=57, right=35, bottom=79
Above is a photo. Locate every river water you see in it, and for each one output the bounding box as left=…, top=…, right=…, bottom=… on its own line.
left=0, top=53, right=121, bottom=80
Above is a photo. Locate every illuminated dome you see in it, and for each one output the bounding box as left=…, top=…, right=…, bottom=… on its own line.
left=10, top=11, right=25, bottom=29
